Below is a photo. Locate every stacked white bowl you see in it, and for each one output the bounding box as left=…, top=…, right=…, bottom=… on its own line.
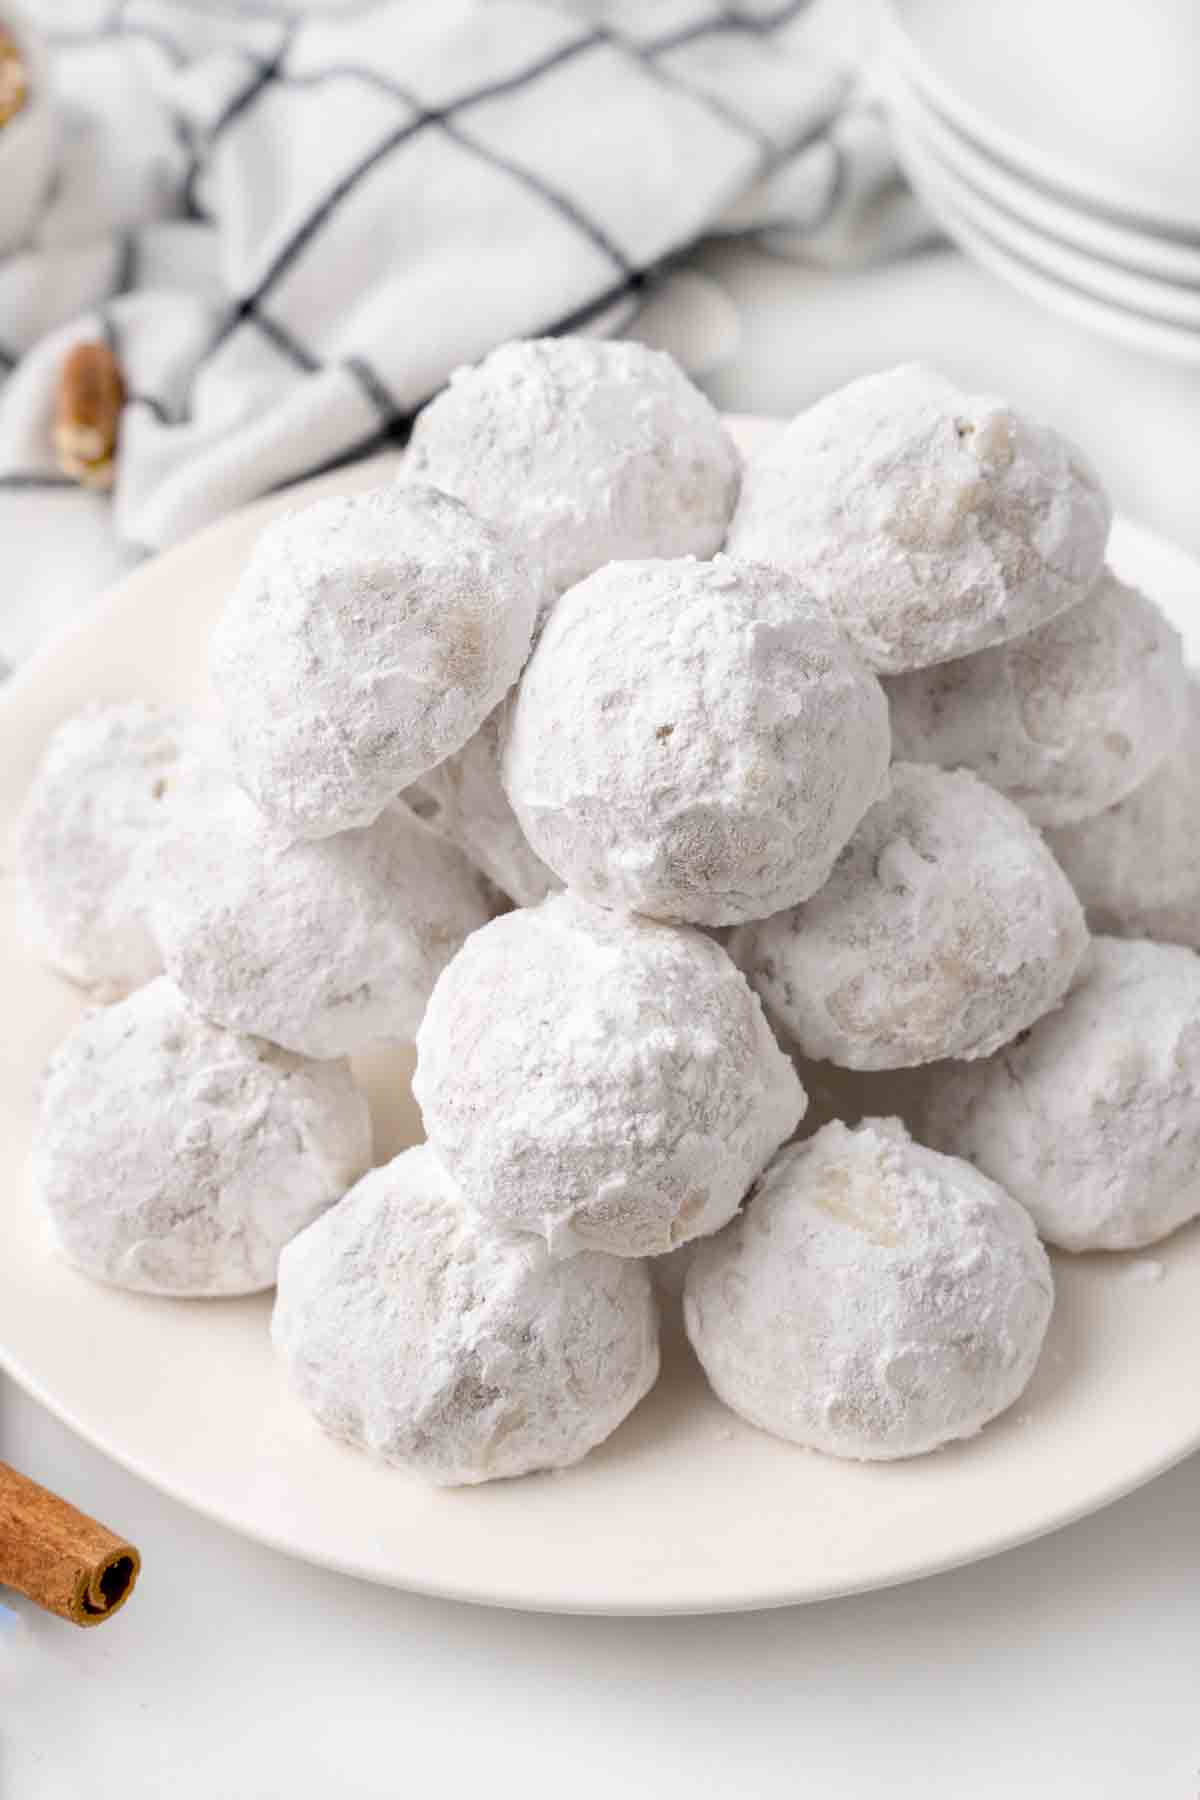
left=882, top=0, right=1200, bottom=365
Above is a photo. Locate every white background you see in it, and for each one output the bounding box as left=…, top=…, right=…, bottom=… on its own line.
left=5, top=246, right=1200, bottom=1798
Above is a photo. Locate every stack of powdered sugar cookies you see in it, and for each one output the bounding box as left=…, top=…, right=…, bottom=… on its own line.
left=17, top=343, right=1199, bottom=1486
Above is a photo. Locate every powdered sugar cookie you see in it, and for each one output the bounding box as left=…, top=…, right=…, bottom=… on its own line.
left=33, top=978, right=371, bottom=1295
left=409, top=704, right=559, bottom=907
left=920, top=938, right=1200, bottom=1251
left=684, top=1118, right=1053, bottom=1459
left=886, top=569, right=1186, bottom=826
left=272, top=1143, right=659, bottom=1485
left=726, top=364, right=1110, bottom=673
left=414, top=893, right=805, bottom=1258
left=503, top=557, right=890, bottom=926
left=16, top=701, right=216, bottom=999
left=1045, top=680, right=1200, bottom=945
left=403, top=337, right=740, bottom=596
left=211, top=483, right=543, bottom=840
left=149, top=783, right=491, bottom=1060
left=730, top=764, right=1087, bottom=1069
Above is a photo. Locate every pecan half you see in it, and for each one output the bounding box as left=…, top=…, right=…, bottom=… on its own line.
left=55, top=341, right=125, bottom=492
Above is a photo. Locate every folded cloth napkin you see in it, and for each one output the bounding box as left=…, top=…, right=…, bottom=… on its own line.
left=0, top=0, right=924, bottom=673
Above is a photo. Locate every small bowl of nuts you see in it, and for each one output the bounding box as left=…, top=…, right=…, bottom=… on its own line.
left=0, top=7, right=56, bottom=258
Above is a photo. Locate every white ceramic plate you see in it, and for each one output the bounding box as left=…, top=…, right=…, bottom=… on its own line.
left=884, top=0, right=1200, bottom=237
left=3, top=418, right=1200, bottom=1616
left=887, top=71, right=1200, bottom=290
left=890, top=98, right=1200, bottom=332
left=893, top=121, right=1200, bottom=369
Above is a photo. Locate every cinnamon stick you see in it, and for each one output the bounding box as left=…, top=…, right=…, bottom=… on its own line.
left=0, top=1462, right=140, bottom=1627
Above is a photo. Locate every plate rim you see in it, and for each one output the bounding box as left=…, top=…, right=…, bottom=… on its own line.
left=893, top=128, right=1200, bottom=367
left=891, top=107, right=1200, bottom=329
left=6, top=1313, right=1198, bottom=1617
left=886, top=72, right=1200, bottom=290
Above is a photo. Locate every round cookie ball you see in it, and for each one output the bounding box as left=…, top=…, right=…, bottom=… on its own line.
left=148, top=782, right=492, bottom=1060
left=409, top=704, right=559, bottom=908
left=886, top=569, right=1186, bottom=827
left=33, top=977, right=372, bottom=1295
left=730, top=764, right=1087, bottom=1070
left=684, top=1118, right=1053, bottom=1460
left=726, top=364, right=1110, bottom=673
left=272, top=1144, right=660, bottom=1485
left=211, top=482, right=544, bottom=840
left=502, top=557, right=891, bottom=926
left=919, top=937, right=1200, bottom=1251
left=1045, top=679, right=1200, bottom=947
left=16, top=701, right=216, bottom=998
left=414, top=893, right=806, bottom=1257
left=403, top=337, right=741, bottom=596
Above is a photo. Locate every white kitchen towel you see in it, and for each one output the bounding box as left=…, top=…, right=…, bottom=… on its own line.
left=0, top=0, right=925, bottom=672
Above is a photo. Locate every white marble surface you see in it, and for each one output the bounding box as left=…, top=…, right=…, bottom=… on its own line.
left=4, top=245, right=1200, bottom=1798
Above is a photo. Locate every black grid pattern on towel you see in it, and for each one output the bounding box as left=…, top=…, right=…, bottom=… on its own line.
left=16, top=0, right=818, bottom=497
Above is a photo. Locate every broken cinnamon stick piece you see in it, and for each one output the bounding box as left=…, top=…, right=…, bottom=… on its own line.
left=0, top=1461, right=140, bottom=1627
left=55, top=340, right=125, bottom=492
